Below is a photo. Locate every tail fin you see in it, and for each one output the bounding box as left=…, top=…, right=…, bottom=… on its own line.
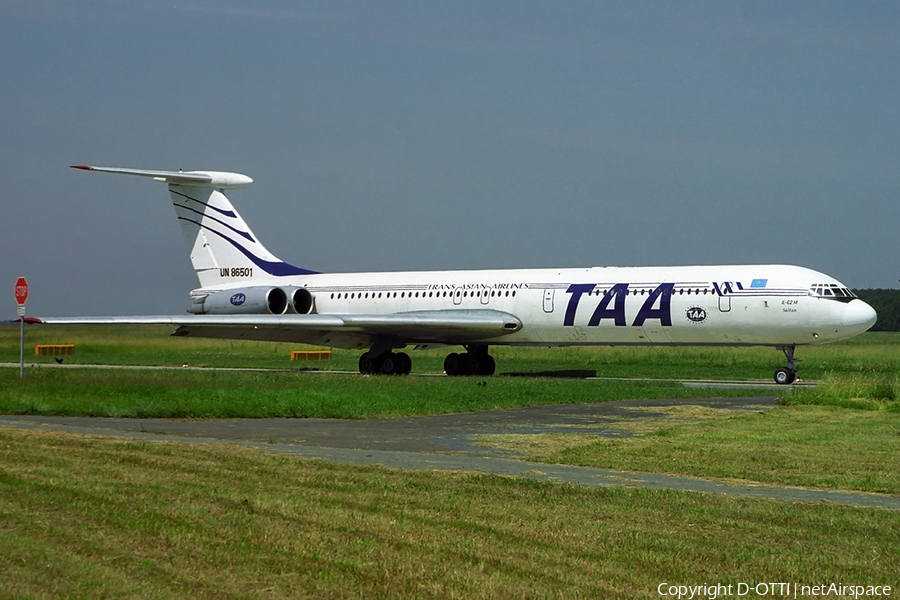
left=72, top=166, right=317, bottom=288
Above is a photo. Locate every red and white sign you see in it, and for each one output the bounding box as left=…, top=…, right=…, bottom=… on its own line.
left=15, top=277, right=28, bottom=305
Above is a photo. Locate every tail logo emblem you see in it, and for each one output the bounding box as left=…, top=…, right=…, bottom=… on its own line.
left=230, top=293, right=246, bottom=306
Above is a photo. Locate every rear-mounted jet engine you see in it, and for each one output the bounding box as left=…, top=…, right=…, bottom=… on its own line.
left=189, top=286, right=315, bottom=315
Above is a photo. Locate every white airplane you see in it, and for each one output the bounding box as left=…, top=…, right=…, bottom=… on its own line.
left=44, top=165, right=877, bottom=384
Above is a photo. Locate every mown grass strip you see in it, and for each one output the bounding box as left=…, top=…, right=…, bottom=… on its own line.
left=0, top=367, right=765, bottom=419
left=4, top=327, right=899, bottom=421
left=0, top=428, right=897, bottom=599
left=541, top=404, right=900, bottom=495
left=4, top=326, right=899, bottom=381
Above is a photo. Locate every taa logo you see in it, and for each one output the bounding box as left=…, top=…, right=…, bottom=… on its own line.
left=564, top=282, right=674, bottom=327
left=686, top=306, right=707, bottom=323
left=230, top=293, right=247, bottom=306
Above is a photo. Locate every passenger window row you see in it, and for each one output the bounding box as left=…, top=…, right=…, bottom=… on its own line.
left=588, top=288, right=710, bottom=296
left=329, top=290, right=518, bottom=300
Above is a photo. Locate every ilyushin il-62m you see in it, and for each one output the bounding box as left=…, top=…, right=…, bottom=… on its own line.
left=44, top=165, right=876, bottom=384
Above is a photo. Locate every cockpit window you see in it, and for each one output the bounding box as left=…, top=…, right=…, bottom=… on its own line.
left=832, top=285, right=856, bottom=298
left=808, top=284, right=856, bottom=302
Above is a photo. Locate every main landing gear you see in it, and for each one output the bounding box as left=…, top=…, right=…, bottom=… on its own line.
left=358, top=351, right=412, bottom=375
left=773, top=345, right=801, bottom=385
left=443, top=345, right=496, bottom=376
left=357, top=344, right=497, bottom=376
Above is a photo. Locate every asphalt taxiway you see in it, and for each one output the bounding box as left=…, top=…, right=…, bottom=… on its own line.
left=3, top=395, right=898, bottom=510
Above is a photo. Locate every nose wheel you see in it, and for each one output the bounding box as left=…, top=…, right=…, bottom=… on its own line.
left=774, top=345, right=800, bottom=385
left=773, top=367, right=796, bottom=385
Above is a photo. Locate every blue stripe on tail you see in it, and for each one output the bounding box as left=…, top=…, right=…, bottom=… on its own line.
left=178, top=216, right=319, bottom=276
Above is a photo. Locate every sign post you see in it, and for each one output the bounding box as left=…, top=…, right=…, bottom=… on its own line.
left=15, top=277, right=28, bottom=379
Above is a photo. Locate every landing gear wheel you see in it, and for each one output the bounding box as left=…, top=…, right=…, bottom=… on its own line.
left=359, top=352, right=384, bottom=374
left=395, top=352, right=412, bottom=375
left=463, top=354, right=480, bottom=376
left=378, top=352, right=411, bottom=375
left=477, top=354, right=496, bottom=376
left=444, top=349, right=496, bottom=376
left=444, top=353, right=462, bottom=376
left=774, top=345, right=801, bottom=385
left=359, top=352, right=375, bottom=374
left=381, top=353, right=399, bottom=375
left=774, top=367, right=796, bottom=385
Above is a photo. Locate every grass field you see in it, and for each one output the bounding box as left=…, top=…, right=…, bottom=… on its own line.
left=0, top=323, right=780, bottom=419
left=4, top=324, right=900, bottom=379
left=1, top=325, right=898, bottom=420
left=1, top=427, right=898, bottom=600
left=1, top=326, right=898, bottom=597
left=1, top=367, right=773, bottom=419
left=538, top=404, right=900, bottom=494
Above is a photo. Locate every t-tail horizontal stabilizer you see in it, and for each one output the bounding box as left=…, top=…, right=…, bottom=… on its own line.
left=70, top=165, right=253, bottom=188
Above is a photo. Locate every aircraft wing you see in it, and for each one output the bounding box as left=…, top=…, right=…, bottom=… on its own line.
left=38, top=309, right=523, bottom=349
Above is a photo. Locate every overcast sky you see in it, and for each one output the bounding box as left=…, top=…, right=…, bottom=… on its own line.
left=3, top=1, right=898, bottom=317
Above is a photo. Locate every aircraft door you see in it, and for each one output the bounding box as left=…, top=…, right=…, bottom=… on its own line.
left=714, top=282, right=733, bottom=312
left=543, top=289, right=555, bottom=313
left=453, top=289, right=462, bottom=305
left=480, top=287, right=490, bottom=305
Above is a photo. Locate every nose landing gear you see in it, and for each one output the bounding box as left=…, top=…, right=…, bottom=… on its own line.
left=774, top=345, right=800, bottom=385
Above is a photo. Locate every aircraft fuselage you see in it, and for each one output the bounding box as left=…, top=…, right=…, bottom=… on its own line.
left=207, top=263, right=873, bottom=350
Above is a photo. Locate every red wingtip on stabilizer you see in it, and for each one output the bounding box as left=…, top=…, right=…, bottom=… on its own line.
left=70, top=165, right=94, bottom=170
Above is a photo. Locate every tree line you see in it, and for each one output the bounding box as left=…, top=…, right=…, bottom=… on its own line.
left=853, top=289, right=900, bottom=332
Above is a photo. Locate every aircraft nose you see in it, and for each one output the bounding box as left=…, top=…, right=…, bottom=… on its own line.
left=841, top=299, right=877, bottom=335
